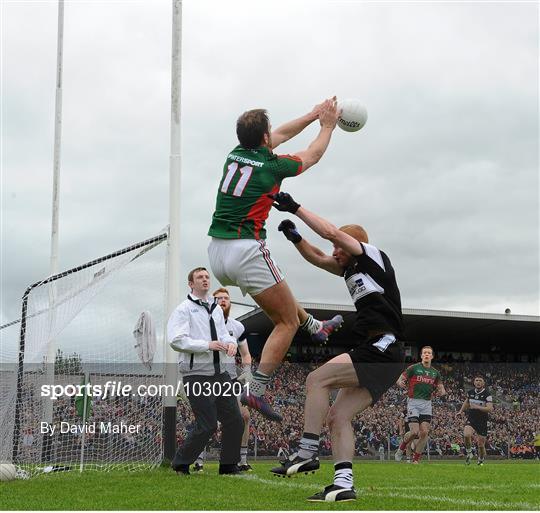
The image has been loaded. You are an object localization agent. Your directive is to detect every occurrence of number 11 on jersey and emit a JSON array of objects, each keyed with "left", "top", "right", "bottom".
[{"left": 221, "top": 162, "right": 253, "bottom": 197}]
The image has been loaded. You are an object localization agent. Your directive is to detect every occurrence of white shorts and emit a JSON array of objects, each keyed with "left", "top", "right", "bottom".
[
  {"left": 406, "top": 398, "right": 433, "bottom": 422},
  {"left": 208, "top": 238, "right": 284, "bottom": 296}
]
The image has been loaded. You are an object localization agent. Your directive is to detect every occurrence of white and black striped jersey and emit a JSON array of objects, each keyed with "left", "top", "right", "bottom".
[
  {"left": 343, "top": 242, "right": 404, "bottom": 341},
  {"left": 466, "top": 388, "right": 493, "bottom": 421},
  {"left": 222, "top": 317, "right": 248, "bottom": 379},
  {"left": 225, "top": 317, "right": 247, "bottom": 346}
]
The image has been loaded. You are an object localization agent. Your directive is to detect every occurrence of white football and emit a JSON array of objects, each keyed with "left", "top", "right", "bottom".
[
  {"left": 337, "top": 98, "right": 368, "bottom": 132},
  {"left": 0, "top": 463, "right": 17, "bottom": 482}
]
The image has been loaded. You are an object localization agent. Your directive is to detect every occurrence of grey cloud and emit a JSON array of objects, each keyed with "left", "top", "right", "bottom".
[{"left": 2, "top": 1, "right": 538, "bottom": 340}]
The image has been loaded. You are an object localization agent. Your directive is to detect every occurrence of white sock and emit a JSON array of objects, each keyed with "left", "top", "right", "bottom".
[{"left": 334, "top": 462, "right": 353, "bottom": 489}]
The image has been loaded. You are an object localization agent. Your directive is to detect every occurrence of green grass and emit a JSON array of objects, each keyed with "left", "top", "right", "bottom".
[{"left": 1, "top": 461, "right": 538, "bottom": 510}]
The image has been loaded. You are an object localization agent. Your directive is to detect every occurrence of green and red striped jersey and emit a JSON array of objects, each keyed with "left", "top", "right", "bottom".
[
  {"left": 208, "top": 145, "right": 303, "bottom": 240},
  {"left": 402, "top": 363, "right": 441, "bottom": 400}
]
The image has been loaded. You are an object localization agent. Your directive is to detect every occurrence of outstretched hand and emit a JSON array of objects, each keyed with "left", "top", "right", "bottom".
[
  {"left": 278, "top": 219, "right": 302, "bottom": 244},
  {"left": 319, "top": 96, "right": 339, "bottom": 129},
  {"left": 268, "top": 192, "right": 301, "bottom": 214},
  {"left": 310, "top": 96, "right": 337, "bottom": 121}
]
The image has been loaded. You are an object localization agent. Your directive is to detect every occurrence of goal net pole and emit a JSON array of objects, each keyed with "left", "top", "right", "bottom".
[
  {"left": 163, "top": 0, "right": 182, "bottom": 461},
  {"left": 79, "top": 370, "right": 90, "bottom": 472},
  {"left": 10, "top": 233, "right": 168, "bottom": 467},
  {"left": 42, "top": 0, "right": 65, "bottom": 462}
]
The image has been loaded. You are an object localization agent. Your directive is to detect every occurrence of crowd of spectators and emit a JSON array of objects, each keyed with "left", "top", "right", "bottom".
[
  {"left": 178, "top": 360, "right": 539, "bottom": 460},
  {"left": 12, "top": 359, "right": 538, "bottom": 465}
]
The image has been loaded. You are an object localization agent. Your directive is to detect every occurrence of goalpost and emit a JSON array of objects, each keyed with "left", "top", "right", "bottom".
[
  {"left": 0, "top": 233, "right": 168, "bottom": 475},
  {"left": 0, "top": 0, "right": 184, "bottom": 473}
]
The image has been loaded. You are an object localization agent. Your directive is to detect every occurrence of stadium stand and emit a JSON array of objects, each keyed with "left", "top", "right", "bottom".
[{"left": 176, "top": 360, "right": 539, "bottom": 460}]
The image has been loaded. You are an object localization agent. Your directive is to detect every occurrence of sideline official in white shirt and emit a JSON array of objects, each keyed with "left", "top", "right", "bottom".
[{"left": 167, "top": 267, "right": 243, "bottom": 475}]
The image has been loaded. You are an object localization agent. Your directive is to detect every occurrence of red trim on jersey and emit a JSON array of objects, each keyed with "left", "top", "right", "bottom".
[
  {"left": 257, "top": 240, "right": 282, "bottom": 283},
  {"left": 244, "top": 184, "right": 280, "bottom": 239},
  {"left": 407, "top": 378, "right": 416, "bottom": 398},
  {"left": 277, "top": 154, "right": 304, "bottom": 175}
]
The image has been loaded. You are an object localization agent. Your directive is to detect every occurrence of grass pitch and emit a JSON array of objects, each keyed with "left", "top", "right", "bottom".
[{"left": 1, "top": 461, "right": 538, "bottom": 510}]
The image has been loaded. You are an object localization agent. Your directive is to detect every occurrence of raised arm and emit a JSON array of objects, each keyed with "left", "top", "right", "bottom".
[
  {"left": 296, "top": 239, "right": 343, "bottom": 275},
  {"left": 270, "top": 192, "right": 364, "bottom": 257},
  {"left": 276, "top": 219, "right": 342, "bottom": 275},
  {"left": 270, "top": 108, "right": 320, "bottom": 150},
  {"left": 292, "top": 98, "right": 339, "bottom": 172},
  {"left": 296, "top": 206, "right": 363, "bottom": 255}
]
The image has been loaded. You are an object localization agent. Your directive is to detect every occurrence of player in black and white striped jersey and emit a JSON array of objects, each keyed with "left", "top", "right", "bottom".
[
  {"left": 456, "top": 376, "right": 493, "bottom": 466},
  {"left": 268, "top": 192, "right": 405, "bottom": 502}
]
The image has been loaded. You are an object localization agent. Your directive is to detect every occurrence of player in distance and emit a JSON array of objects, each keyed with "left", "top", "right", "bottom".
[
  {"left": 208, "top": 99, "right": 343, "bottom": 421},
  {"left": 456, "top": 376, "right": 493, "bottom": 465},
  {"left": 395, "top": 346, "right": 446, "bottom": 464},
  {"left": 268, "top": 192, "right": 404, "bottom": 502}
]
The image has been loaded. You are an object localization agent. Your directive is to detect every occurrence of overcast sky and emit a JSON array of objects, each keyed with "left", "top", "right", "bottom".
[{"left": 2, "top": 1, "right": 539, "bottom": 357}]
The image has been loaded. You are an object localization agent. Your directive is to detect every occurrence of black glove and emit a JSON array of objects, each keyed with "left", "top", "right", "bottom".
[
  {"left": 268, "top": 192, "right": 300, "bottom": 214},
  {"left": 278, "top": 219, "right": 302, "bottom": 244}
]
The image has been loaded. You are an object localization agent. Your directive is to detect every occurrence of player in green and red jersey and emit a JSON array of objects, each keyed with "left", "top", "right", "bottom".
[
  {"left": 395, "top": 346, "right": 445, "bottom": 463},
  {"left": 208, "top": 98, "right": 342, "bottom": 421}
]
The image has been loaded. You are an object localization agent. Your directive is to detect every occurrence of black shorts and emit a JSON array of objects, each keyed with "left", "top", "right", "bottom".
[
  {"left": 348, "top": 336, "right": 405, "bottom": 404},
  {"left": 466, "top": 415, "right": 488, "bottom": 437},
  {"left": 407, "top": 414, "right": 432, "bottom": 424}
]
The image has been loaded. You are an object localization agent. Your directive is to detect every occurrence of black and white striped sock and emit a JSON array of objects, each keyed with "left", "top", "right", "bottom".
[
  {"left": 300, "top": 314, "right": 322, "bottom": 335},
  {"left": 195, "top": 449, "right": 205, "bottom": 465},
  {"left": 334, "top": 461, "right": 353, "bottom": 489},
  {"left": 297, "top": 432, "right": 319, "bottom": 459},
  {"left": 240, "top": 446, "right": 248, "bottom": 465}
]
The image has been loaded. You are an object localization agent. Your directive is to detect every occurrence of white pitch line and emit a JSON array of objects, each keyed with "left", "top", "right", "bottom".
[
  {"left": 237, "top": 474, "right": 540, "bottom": 510},
  {"left": 373, "top": 483, "right": 539, "bottom": 491},
  {"left": 370, "top": 490, "right": 539, "bottom": 511},
  {"left": 236, "top": 474, "right": 318, "bottom": 491}
]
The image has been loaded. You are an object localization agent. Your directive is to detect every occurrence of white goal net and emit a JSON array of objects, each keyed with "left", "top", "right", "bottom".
[{"left": 0, "top": 233, "right": 168, "bottom": 475}]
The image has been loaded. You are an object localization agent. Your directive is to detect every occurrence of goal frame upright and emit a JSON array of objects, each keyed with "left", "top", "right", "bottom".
[{"left": 162, "top": 0, "right": 183, "bottom": 462}]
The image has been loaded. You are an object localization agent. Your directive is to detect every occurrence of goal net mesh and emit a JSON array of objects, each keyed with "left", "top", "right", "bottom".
[{"left": 0, "top": 233, "right": 168, "bottom": 475}]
